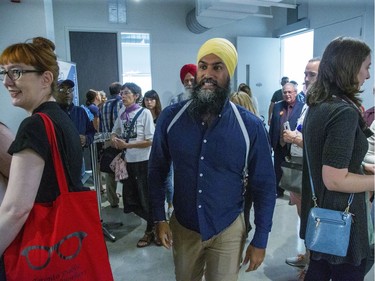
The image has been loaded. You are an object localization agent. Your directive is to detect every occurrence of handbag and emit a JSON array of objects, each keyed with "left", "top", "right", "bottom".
[
  {"left": 4, "top": 113, "right": 114, "bottom": 281},
  {"left": 99, "top": 108, "right": 144, "bottom": 174},
  {"left": 100, "top": 146, "right": 122, "bottom": 173},
  {"left": 305, "top": 204, "right": 353, "bottom": 257},
  {"left": 304, "top": 134, "right": 354, "bottom": 257},
  {"left": 279, "top": 156, "right": 303, "bottom": 193}
]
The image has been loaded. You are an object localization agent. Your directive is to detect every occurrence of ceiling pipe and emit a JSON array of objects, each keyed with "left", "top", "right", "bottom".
[
  {"left": 185, "top": 0, "right": 279, "bottom": 34},
  {"left": 186, "top": 7, "right": 260, "bottom": 34},
  {"left": 186, "top": 8, "right": 211, "bottom": 34}
]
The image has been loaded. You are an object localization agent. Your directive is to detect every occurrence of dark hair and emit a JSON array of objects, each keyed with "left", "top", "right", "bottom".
[
  {"left": 122, "top": 82, "right": 143, "bottom": 103},
  {"left": 109, "top": 82, "right": 122, "bottom": 97},
  {"left": 307, "top": 37, "right": 371, "bottom": 108},
  {"left": 142, "top": 90, "right": 162, "bottom": 117},
  {"left": 122, "top": 82, "right": 141, "bottom": 95},
  {"left": 0, "top": 37, "right": 59, "bottom": 97},
  {"left": 86, "top": 89, "right": 98, "bottom": 106}
]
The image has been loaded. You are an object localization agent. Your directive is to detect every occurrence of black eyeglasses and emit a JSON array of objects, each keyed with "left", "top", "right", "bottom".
[{"left": 0, "top": 68, "right": 43, "bottom": 81}]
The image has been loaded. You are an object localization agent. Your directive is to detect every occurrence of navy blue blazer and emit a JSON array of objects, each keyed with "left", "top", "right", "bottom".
[{"left": 269, "top": 99, "right": 304, "bottom": 150}]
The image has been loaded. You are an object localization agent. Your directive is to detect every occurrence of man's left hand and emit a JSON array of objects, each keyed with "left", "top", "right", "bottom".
[{"left": 242, "top": 244, "right": 265, "bottom": 272}]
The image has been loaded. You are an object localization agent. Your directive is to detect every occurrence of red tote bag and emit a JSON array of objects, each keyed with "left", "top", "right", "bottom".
[{"left": 4, "top": 113, "right": 114, "bottom": 281}]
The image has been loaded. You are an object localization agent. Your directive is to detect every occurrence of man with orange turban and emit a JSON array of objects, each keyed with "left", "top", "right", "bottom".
[
  {"left": 169, "top": 63, "right": 197, "bottom": 105},
  {"left": 149, "top": 38, "right": 276, "bottom": 281}
]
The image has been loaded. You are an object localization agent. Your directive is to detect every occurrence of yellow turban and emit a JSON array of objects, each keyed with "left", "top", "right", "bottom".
[{"left": 196, "top": 38, "right": 238, "bottom": 78}]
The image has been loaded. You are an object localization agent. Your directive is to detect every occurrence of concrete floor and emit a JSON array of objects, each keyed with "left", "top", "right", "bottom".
[{"left": 98, "top": 189, "right": 375, "bottom": 281}]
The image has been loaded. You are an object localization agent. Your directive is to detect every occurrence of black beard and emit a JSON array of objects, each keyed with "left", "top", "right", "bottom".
[{"left": 188, "top": 77, "right": 231, "bottom": 120}]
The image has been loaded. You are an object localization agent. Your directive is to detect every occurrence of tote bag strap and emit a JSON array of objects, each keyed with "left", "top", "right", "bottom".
[
  {"left": 36, "top": 112, "right": 69, "bottom": 194},
  {"left": 303, "top": 109, "right": 354, "bottom": 211}
]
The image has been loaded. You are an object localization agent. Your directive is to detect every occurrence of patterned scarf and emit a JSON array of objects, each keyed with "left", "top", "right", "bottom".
[{"left": 120, "top": 103, "right": 141, "bottom": 122}]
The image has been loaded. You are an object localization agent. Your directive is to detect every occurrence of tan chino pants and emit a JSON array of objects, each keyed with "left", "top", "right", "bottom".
[{"left": 170, "top": 213, "right": 246, "bottom": 281}]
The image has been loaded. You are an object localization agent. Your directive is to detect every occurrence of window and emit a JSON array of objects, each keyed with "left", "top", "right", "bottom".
[{"left": 120, "top": 32, "right": 152, "bottom": 92}]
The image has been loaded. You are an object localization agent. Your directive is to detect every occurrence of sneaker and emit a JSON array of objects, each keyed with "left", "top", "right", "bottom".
[{"left": 285, "top": 254, "right": 307, "bottom": 268}]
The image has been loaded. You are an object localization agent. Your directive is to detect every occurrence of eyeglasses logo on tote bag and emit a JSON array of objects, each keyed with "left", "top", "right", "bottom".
[{"left": 21, "top": 231, "right": 87, "bottom": 270}]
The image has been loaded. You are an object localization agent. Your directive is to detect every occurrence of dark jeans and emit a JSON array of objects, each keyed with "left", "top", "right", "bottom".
[
  {"left": 305, "top": 258, "right": 367, "bottom": 281},
  {"left": 365, "top": 244, "right": 374, "bottom": 275},
  {"left": 273, "top": 144, "right": 288, "bottom": 195}
]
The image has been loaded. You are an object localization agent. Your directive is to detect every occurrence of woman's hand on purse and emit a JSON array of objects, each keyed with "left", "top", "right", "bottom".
[
  {"left": 112, "top": 138, "right": 128, "bottom": 150},
  {"left": 111, "top": 137, "right": 120, "bottom": 149}
]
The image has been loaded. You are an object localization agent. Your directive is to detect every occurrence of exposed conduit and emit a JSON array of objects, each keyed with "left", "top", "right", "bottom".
[{"left": 186, "top": 8, "right": 211, "bottom": 34}]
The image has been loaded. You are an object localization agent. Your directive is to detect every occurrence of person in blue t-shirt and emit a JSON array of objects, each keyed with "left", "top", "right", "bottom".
[{"left": 85, "top": 89, "right": 102, "bottom": 132}]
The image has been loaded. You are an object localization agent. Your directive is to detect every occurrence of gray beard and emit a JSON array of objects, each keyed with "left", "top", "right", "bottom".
[{"left": 180, "top": 89, "right": 192, "bottom": 100}]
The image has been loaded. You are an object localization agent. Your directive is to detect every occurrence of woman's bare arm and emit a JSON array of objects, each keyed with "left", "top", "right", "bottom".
[
  {"left": 0, "top": 149, "right": 44, "bottom": 255},
  {"left": 322, "top": 165, "right": 374, "bottom": 193},
  {"left": 0, "top": 123, "right": 14, "bottom": 178}
]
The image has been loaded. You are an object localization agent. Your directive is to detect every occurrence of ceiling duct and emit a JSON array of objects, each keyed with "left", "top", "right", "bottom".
[
  {"left": 186, "top": 8, "right": 211, "bottom": 34},
  {"left": 186, "top": 0, "right": 297, "bottom": 34},
  {"left": 273, "top": 2, "right": 310, "bottom": 37},
  {"left": 273, "top": 18, "right": 310, "bottom": 37}
]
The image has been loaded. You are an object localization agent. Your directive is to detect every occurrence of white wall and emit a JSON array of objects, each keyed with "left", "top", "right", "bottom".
[
  {"left": 51, "top": 0, "right": 274, "bottom": 106},
  {"left": 308, "top": 0, "right": 374, "bottom": 110},
  {"left": 0, "top": 0, "right": 373, "bottom": 133},
  {"left": 0, "top": 1, "right": 50, "bottom": 134}
]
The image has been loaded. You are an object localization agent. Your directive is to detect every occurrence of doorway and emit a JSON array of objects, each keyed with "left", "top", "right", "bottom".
[
  {"left": 69, "top": 31, "right": 119, "bottom": 104},
  {"left": 281, "top": 30, "right": 314, "bottom": 93}
]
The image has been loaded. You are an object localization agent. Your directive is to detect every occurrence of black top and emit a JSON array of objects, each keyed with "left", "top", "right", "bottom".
[{"left": 8, "top": 102, "right": 86, "bottom": 203}]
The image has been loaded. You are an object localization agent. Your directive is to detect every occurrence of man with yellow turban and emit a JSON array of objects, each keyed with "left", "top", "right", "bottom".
[{"left": 149, "top": 38, "right": 276, "bottom": 281}]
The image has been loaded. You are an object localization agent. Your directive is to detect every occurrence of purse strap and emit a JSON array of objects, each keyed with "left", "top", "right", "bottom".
[
  {"left": 125, "top": 107, "right": 144, "bottom": 143},
  {"left": 303, "top": 109, "right": 354, "bottom": 213},
  {"left": 36, "top": 112, "right": 69, "bottom": 195}
]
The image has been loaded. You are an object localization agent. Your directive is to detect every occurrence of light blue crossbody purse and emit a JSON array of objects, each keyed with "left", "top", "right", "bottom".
[{"left": 304, "top": 137, "right": 354, "bottom": 257}]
